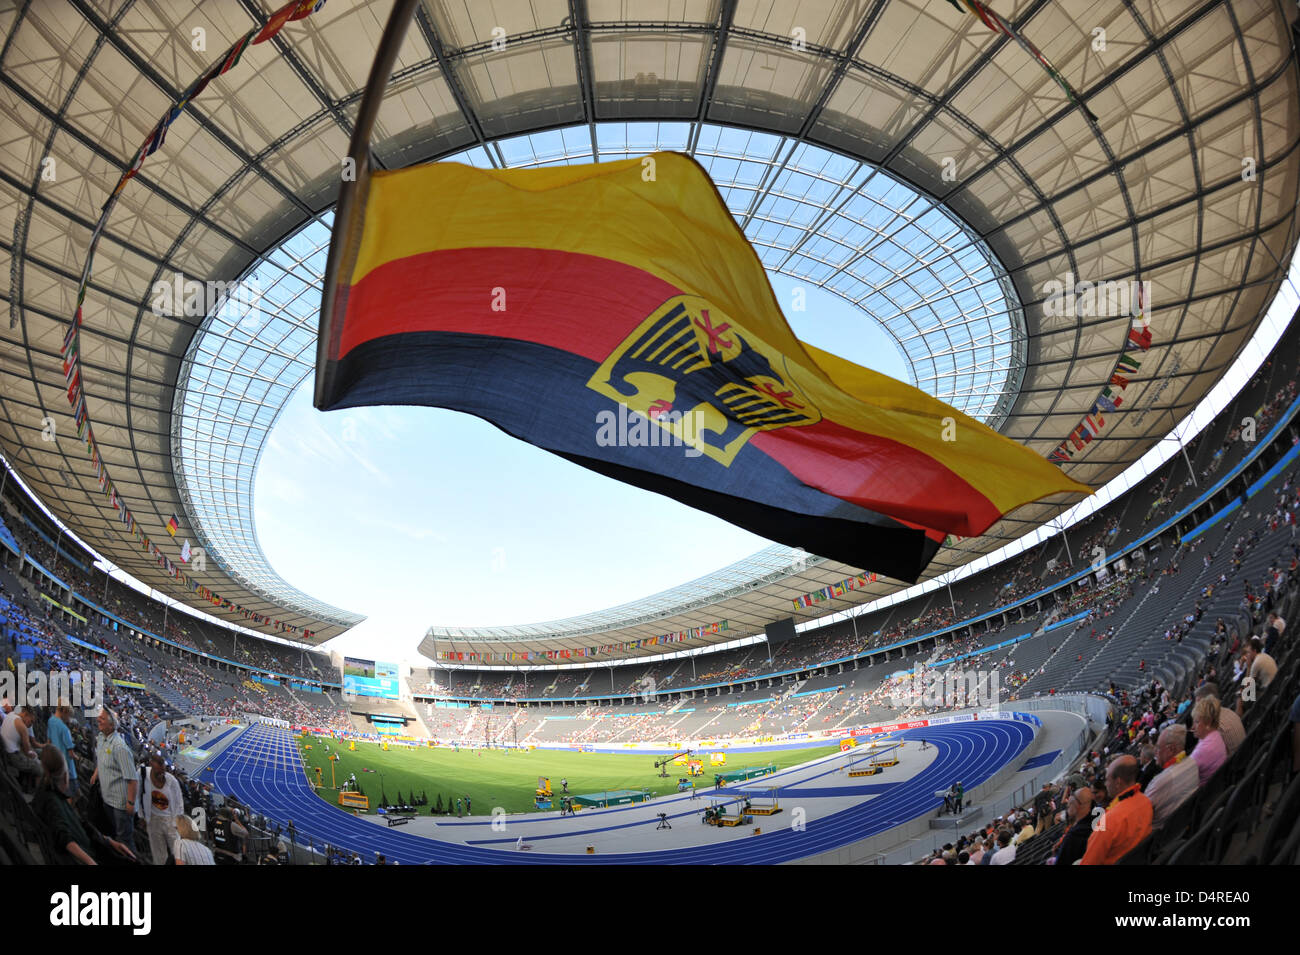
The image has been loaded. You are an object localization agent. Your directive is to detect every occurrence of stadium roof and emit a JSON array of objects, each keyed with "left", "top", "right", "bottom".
[
  {"left": 1, "top": 0, "right": 1297, "bottom": 653},
  {"left": 423, "top": 543, "right": 831, "bottom": 655}
]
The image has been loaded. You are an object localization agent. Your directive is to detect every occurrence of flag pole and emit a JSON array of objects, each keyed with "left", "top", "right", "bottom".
[{"left": 314, "top": 0, "right": 419, "bottom": 410}]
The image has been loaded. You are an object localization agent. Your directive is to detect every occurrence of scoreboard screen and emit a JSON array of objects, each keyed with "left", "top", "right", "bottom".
[
  {"left": 343, "top": 658, "right": 401, "bottom": 699},
  {"left": 343, "top": 657, "right": 376, "bottom": 678}
]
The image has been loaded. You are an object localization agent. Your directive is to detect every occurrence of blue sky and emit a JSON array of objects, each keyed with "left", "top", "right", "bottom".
[{"left": 254, "top": 274, "right": 909, "bottom": 663}]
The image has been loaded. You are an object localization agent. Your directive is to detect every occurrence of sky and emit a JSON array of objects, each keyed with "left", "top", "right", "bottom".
[{"left": 253, "top": 275, "right": 910, "bottom": 663}]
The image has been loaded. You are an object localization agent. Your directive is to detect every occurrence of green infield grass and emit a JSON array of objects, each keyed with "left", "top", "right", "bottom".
[{"left": 296, "top": 737, "right": 839, "bottom": 815}]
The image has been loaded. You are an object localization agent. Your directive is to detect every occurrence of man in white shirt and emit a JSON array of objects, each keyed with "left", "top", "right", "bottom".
[
  {"left": 1144, "top": 725, "right": 1199, "bottom": 829},
  {"left": 138, "top": 753, "right": 184, "bottom": 865},
  {"left": 989, "top": 828, "right": 1017, "bottom": 864},
  {"left": 1238, "top": 638, "right": 1278, "bottom": 717}
]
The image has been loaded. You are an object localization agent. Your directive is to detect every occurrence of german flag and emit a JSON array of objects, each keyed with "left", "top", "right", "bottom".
[{"left": 315, "top": 153, "right": 1089, "bottom": 582}]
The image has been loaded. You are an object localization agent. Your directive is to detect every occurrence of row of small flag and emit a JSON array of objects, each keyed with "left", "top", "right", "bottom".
[
  {"left": 949, "top": 0, "right": 1117, "bottom": 468},
  {"left": 62, "top": 325, "right": 314, "bottom": 639},
  {"left": 945, "top": 0, "right": 1098, "bottom": 123},
  {"left": 57, "top": 0, "right": 328, "bottom": 641},
  {"left": 109, "top": 1, "right": 326, "bottom": 204},
  {"left": 792, "top": 572, "right": 880, "bottom": 611},
  {"left": 1048, "top": 292, "right": 1154, "bottom": 464},
  {"left": 437, "top": 620, "right": 731, "bottom": 662}
]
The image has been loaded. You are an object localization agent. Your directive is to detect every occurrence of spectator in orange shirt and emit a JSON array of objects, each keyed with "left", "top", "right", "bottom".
[{"left": 1080, "top": 755, "right": 1152, "bottom": 865}]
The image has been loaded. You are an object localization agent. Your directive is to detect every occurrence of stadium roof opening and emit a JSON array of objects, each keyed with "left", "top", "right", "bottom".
[{"left": 177, "top": 123, "right": 1024, "bottom": 629}]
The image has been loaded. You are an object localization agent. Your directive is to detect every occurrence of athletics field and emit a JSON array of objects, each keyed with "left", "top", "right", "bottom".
[{"left": 297, "top": 737, "right": 840, "bottom": 815}]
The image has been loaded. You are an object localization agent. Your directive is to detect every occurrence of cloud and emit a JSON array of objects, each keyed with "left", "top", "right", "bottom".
[
  {"left": 360, "top": 516, "right": 448, "bottom": 545},
  {"left": 280, "top": 412, "right": 391, "bottom": 487},
  {"left": 258, "top": 472, "right": 305, "bottom": 504}
]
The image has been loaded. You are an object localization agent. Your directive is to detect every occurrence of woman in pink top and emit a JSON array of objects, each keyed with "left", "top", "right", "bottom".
[{"left": 1190, "top": 696, "right": 1227, "bottom": 785}]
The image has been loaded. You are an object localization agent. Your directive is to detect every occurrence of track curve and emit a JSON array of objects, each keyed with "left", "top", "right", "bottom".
[{"left": 206, "top": 719, "right": 1034, "bottom": 864}]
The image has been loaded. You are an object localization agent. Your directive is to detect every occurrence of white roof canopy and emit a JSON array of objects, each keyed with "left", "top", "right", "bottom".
[{"left": 1, "top": 0, "right": 1296, "bottom": 652}]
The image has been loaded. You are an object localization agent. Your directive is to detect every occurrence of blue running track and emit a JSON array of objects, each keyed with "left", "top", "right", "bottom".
[{"left": 205, "top": 720, "right": 1033, "bottom": 864}]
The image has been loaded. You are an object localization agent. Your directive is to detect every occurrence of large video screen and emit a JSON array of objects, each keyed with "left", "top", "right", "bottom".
[
  {"left": 343, "top": 658, "right": 400, "bottom": 699},
  {"left": 343, "top": 656, "right": 376, "bottom": 678}
]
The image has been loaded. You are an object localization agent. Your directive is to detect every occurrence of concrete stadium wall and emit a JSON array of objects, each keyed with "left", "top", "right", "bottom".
[{"left": 173, "top": 720, "right": 251, "bottom": 778}]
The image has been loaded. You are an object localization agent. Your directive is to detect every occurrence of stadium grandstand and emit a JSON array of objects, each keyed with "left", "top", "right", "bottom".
[{"left": 0, "top": 0, "right": 1298, "bottom": 915}]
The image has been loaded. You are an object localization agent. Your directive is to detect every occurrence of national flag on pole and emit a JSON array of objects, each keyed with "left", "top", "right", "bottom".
[
  {"left": 166, "top": 515, "right": 179, "bottom": 537},
  {"left": 181, "top": 539, "right": 192, "bottom": 563},
  {"left": 314, "top": 153, "right": 1089, "bottom": 582}
]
